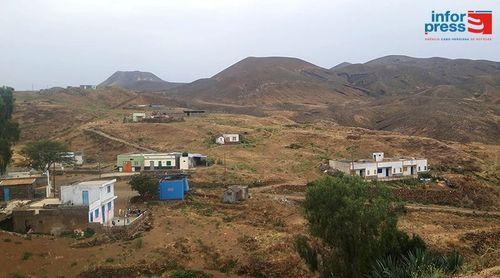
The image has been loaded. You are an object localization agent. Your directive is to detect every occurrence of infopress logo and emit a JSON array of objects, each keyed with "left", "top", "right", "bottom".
[
  {"left": 468, "top": 11, "right": 493, "bottom": 34},
  {"left": 424, "top": 10, "right": 492, "bottom": 40}
]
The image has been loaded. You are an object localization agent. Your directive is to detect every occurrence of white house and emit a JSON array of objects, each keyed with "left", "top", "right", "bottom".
[
  {"left": 143, "top": 153, "right": 177, "bottom": 170},
  {"left": 60, "top": 179, "right": 117, "bottom": 224},
  {"left": 329, "top": 152, "right": 428, "bottom": 180},
  {"left": 132, "top": 112, "right": 146, "bottom": 122},
  {"left": 215, "top": 133, "right": 240, "bottom": 145}
]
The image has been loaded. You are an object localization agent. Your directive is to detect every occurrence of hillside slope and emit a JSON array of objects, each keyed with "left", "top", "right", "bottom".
[
  {"left": 329, "top": 55, "right": 500, "bottom": 143},
  {"left": 167, "top": 56, "right": 371, "bottom": 115}
]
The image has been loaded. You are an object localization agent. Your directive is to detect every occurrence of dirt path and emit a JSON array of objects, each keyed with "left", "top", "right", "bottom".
[
  {"left": 405, "top": 204, "right": 500, "bottom": 217},
  {"left": 83, "top": 128, "right": 158, "bottom": 152},
  {"left": 255, "top": 185, "right": 500, "bottom": 218}
]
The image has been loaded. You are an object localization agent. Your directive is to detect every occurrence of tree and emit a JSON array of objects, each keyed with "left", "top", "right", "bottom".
[
  {"left": 302, "top": 176, "right": 423, "bottom": 277},
  {"left": 0, "top": 86, "right": 20, "bottom": 174},
  {"left": 21, "top": 140, "right": 72, "bottom": 172},
  {"left": 129, "top": 174, "right": 158, "bottom": 198}
]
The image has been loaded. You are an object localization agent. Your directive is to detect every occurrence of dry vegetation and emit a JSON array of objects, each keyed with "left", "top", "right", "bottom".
[{"left": 1, "top": 90, "right": 498, "bottom": 277}]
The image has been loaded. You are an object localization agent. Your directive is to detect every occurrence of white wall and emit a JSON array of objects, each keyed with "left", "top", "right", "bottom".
[{"left": 60, "top": 180, "right": 117, "bottom": 224}]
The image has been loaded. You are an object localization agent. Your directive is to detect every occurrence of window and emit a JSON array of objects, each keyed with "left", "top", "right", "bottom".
[
  {"left": 418, "top": 166, "right": 421, "bottom": 171},
  {"left": 95, "top": 209, "right": 99, "bottom": 218},
  {"left": 166, "top": 161, "right": 171, "bottom": 166},
  {"left": 424, "top": 166, "right": 427, "bottom": 170},
  {"left": 232, "top": 136, "right": 237, "bottom": 141},
  {"left": 367, "top": 170, "right": 370, "bottom": 175},
  {"left": 82, "top": 190, "right": 89, "bottom": 205},
  {"left": 377, "top": 168, "right": 383, "bottom": 174},
  {"left": 107, "top": 185, "right": 111, "bottom": 193},
  {"left": 393, "top": 168, "right": 396, "bottom": 173},
  {"left": 107, "top": 202, "right": 112, "bottom": 210}
]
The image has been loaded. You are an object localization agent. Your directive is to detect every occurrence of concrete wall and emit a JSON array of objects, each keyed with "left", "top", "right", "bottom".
[
  {"left": 12, "top": 206, "right": 91, "bottom": 234},
  {"left": 329, "top": 161, "right": 351, "bottom": 174}
]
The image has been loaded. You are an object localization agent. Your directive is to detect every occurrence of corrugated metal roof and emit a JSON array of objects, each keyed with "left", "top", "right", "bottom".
[{"left": 0, "top": 178, "right": 36, "bottom": 186}]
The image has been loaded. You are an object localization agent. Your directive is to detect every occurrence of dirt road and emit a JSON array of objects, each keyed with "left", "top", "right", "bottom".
[{"left": 83, "top": 128, "right": 158, "bottom": 152}]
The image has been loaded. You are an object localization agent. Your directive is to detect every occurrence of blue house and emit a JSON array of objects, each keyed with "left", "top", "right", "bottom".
[{"left": 158, "top": 175, "right": 189, "bottom": 200}]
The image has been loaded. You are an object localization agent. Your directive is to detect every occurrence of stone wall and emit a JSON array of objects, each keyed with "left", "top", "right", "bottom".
[
  {"left": 0, "top": 184, "right": 34, "bottom": 201},
  {"left": 12, "top": 206, "right": 92, "bottom": 234}
]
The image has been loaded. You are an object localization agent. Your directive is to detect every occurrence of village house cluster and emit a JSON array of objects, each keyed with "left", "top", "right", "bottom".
[{"left": 1, "top": 148, "right": 428, "bottom": 236}]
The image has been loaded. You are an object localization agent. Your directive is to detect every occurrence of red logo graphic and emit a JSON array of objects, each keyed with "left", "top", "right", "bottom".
[{"left": 468, "top": 11, "right": 492, "bottom": 34}]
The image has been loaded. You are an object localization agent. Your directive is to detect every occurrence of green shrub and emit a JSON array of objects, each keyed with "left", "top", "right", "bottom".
[
  {"left": 286, "top": 143, "right": 303, "bottom": 149},
  {"left": 21, "top": 252, "right": 32, "bottom": 260},
  {"left": 129, "top": 174, "right": 158, "bottom": 198},
  {"left": 302, "top": 176, "right": 464, "bottom": 277},
  {"left": 370, "top": 248, "right": 463, "bottom": 277},
  {"left": 169, "top": 269, "right": 212, "bottom": 278},
  {"left": 294, "top": 235, "right": 318, "bottom": 272}
]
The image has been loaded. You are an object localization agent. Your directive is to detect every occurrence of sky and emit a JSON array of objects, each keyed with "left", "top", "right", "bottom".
[{"left": 0, "top": 0, "right": 498, "bottom": 90}]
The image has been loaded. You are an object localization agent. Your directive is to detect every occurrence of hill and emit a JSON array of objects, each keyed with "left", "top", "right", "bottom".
[
  {"left": 167, "top": 56, "right": 370, "bottom": 114},
  {"left": 98, "top": 71, "right": 182, "bottom": 92},
  {"left": 329, "top": 55, "right": 500, "bottom": 143},
  {"left": 331, "top": 55, "right": 500, "bottom": 97},
  {"left": 164, "top": 55, "right": 499, "bottom": 143}
]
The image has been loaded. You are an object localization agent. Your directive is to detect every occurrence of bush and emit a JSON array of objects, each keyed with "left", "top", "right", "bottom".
[
  {"left": 301, "top": 176, "right": 463, "bottom": 277},
  {"left": 21, "top": 252, "right": 33, "bottom": 260},
  {"left": 370, "top": 249, "right": 463, "bottom": 277},
  {"left": 129, "top": 174, "right": 158, "bottom": 198},
  {"left": 294, "top": 235, "right": 318, "bottom": 272},
  {"left": 303, "top": 176, "right": 398, "bottom": 276},
  {"left": 169, "top": 269, "right": 212, "bottom": 278}
]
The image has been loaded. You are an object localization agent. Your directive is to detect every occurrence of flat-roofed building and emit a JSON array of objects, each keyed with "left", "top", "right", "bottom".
[{"left": 329, "top": 152, "right": 428, "bottom": 181}]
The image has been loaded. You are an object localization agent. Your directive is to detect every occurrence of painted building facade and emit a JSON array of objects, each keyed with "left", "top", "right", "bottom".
[
  {"left": 117, "top": 152, "right": 207, "bottom": 172},
  {"left": 329, "top": 152, "right": 428, "bottom": 180},
  {"left": 60, "top": 179, "right": 117, "bottom": 224}
]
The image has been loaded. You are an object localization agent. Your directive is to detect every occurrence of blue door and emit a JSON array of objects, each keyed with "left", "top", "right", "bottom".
[
  {"left": 82, "top": 191, "right": 89, "bottom": 205},
  {"left": 3, "top": 188, "right": 10, "bottom": 201},
  {"left": 102, "top": 205, "right": 106, "bottom": 223}
]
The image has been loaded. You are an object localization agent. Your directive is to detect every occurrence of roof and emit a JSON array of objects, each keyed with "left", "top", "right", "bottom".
[
  {"left": 70, "top": 179, "right": 116, "bottom": 188},
  {"left": 188, "top": 153, "right": 207, "bottom": 158},
  {"left": 226, "top": 185, "right": 247, "bottom": 192},
  {"left": 0, "top": 178, "right": 36, "bottom": 186},
  {"left": 160, "top": 173, "right": 188, "bottom": 182},
  {"left": 334, "top": 157, "right": 426, "bottom": 164},
  {"left": 29, "top": 198, "right": 61, "bottom": 208}
]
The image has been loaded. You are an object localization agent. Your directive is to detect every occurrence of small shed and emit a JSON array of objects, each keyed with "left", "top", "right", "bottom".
[
  {"left": 159, "top": 174, "right": 189, "bottom": 200},
  {"left": 0, "top": 178, "right": 37, "bottom": 201},
  {"left": 132, "top": 113, "right": 146, "bottom": 122},
  {"left": 223, "top": 185, "right": 249, "bottom": 204}
]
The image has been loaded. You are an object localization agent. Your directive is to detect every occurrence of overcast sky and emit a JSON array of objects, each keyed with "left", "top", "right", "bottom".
[{"left": 1, "top": 0, "right": 498, "bottom": 90}]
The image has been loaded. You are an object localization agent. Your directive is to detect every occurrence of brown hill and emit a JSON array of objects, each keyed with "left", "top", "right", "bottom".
[
  {"left": 167, "top": 57, "right": 370, "bottom": 113},
  {"left": 331, "top": 55, "right": 500, "bottom": 97},
  {"left": 329, "top": 55, "right": 500, "bottom": 143},
  {"left": 98, "top": 71, "right": 182, "bottom": 92},
  {"left": 165, "top": 55, "right": 499, "bottom": 143}
]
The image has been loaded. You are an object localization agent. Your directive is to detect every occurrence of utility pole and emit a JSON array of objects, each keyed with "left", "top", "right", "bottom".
[
  {"left": 223, "top": 152, "right": 227, "bottom": 186},
  {"left": 98, "top": 153, "right": 102, "bottom": 179},
  {"left": 52, "top": 162, "right": 56, "bottom": 197}
]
